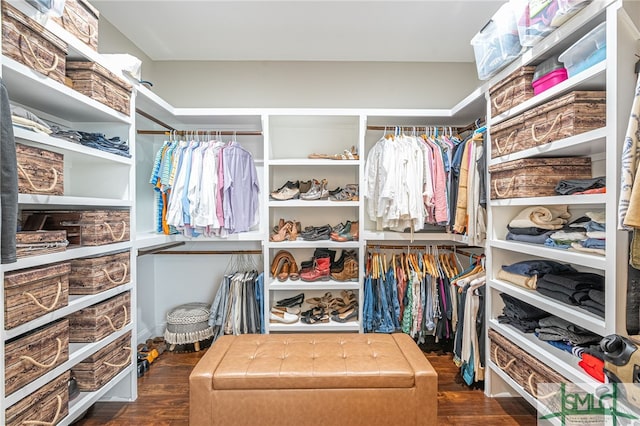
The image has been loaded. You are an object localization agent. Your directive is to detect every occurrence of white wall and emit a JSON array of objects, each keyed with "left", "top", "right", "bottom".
[
  {"left": 98, "top": 17, "right": 156, "bottom": 83},
  {"left": 148, "top": 60, "right": 480, "bottom": 108},
  {"left": 99, "top": 17, "right": 480, "bottom": 109}
]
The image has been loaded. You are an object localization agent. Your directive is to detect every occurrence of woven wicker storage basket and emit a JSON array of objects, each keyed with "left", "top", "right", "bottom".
[
  {"left": 72, "top": 331, "right": 131, "bottom": 391},
  {"left": 66, "top": 61, "right": 132, "bottom": 115},
  {"left": 1, "top": 1, "right": 67, "bottom": 84},
  {"left": 5, "top": 319, "right": 69, "bottom": 396},
  {"left": 489, "top": 329, "right": 569, "bottom": 400},
  {"left": 4, "top": 262, "right": 70, "bottom": 329},
  {"left": 5, "top": 371, "right": 69, "bottom": 426},
  {"left": 490, "top": 113, "right": 527, "bottom": 159},
  {"left": 15, "top": 230, "right": 68, "bottom": 258},
  {"left": 489, "top": 157, "right": 592, "bottom": 199},
  {"left": 523, "top": 91, "right": 606, "bottom": 146},
  {"left": 69, "top": 250, "right": 130, "bottom": 295},
  {"left": 27, "top": 209, "right": 130, "bottom": 246},
  {"left": 52, "top": 0, "right": 99, "bottom": 51},
  {"left": 16, "top": 143, "right": 64, "bottom": 196},
  {"left": 489, "top": 66, "right": 536, "bottom": 117},
  {"left": 68, "top": 291, "right": 130, "bottom": 342}
]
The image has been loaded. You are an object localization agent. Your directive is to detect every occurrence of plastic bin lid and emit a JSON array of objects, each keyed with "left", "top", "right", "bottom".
[
  {"left": 533, "top": 56, "right": 565, "bottom": 81},
  {"left": 559, "top": 21, "right": 606, "bottom": 65}
]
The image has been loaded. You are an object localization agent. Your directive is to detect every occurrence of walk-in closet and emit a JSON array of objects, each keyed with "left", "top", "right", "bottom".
[{"left": 1, "top": 0, "right": 640, "bottom": 425}]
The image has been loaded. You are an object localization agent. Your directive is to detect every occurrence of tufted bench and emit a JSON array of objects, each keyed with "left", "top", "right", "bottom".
[{"left": 189, "top": 333, "right": 437, "bottom": 426}]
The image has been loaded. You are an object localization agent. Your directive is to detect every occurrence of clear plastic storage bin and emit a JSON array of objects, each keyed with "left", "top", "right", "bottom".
[
  {"left": 510, "top": 0, "right": 592, "bottom": 47},
  {"left": 471, "top": 3, "right": 523, "bottom": 81},
  {"left": 558, "top": 21, "right": 606, "bottom": 77}
]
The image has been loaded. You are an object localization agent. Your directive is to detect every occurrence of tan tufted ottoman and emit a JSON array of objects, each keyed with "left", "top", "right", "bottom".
[{"left": 189, "top": 333, "right": 437, "bottom": 426}]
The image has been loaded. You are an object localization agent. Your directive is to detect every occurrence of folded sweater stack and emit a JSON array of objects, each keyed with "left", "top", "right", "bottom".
[
  {"left": 497, "top": 293, "right": 550, "bottom": 333},
  {"left": 536, "top": 272, "right": 605, "bottom": 317},
  {"left": 568, "top": 211, "right": 606, "bottom": 256},
  {"left": 498, "top": 259, "right": 577, "bottom": 290},
  {"left": 507, "top": 205, "right": 571, "bottom": 245}
]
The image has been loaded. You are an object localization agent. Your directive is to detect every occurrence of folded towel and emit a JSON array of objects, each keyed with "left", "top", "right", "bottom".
[
  {"left": 549, "top": 230, "right": 587, "bottom": 241},
  {"left": 570, "top": 242, "right": 606, "bottom": 256},
  {"left": 509, "top": 205, "right": 571, "bottom": 230},
  {"left": 586, "top": 211, "right": 606, "bottom": 224},
  {"left": 497, "top": 268, "right": 537, "bottom": 289}
]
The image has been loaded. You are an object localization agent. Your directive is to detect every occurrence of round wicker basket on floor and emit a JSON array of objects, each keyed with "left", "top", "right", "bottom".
[{"left": 164, "top": 303, "right": 214, "bottom": 352}]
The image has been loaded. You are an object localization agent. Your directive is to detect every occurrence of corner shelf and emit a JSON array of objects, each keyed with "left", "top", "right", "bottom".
[{"left": 489, "top": 239, "right": 606, "bottom": 270}]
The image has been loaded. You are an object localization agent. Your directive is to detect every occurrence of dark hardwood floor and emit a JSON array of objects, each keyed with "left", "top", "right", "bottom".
[{"left": 74, "top": 348, "right": 537, "bottom": 425}]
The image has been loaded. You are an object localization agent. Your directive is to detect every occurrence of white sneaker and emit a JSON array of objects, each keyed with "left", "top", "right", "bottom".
[{"left": 270, "top": 308, "right": 299, "bottom": 324}]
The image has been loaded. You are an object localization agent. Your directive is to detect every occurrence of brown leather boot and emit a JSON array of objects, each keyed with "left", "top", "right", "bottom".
[{"left": 330, "top": 257, "right": 358, "bottom": 281}]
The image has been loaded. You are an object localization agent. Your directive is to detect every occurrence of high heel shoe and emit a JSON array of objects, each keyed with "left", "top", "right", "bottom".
[
  {"left": 288, "top": 220, "right": 299, "bottom": 241},
  {"left": 270, "top": 222, "right": 292, "bottom": 242}
]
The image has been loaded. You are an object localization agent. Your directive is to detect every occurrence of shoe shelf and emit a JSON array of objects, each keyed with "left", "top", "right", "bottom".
[
  {"left": 268, "top": 279, "right": 360, "bottom": 291},
  {"left": 267, "top": 240, "right": 361, "bottom": 249},
  {"left": 1, "top": 242, "right": 133, "bottom": 273},
  {"left": 490, "top": 279, "right": 606, "bottom": 337},
  {"left": 268, "top": 200, "right": 359, "bottom": 207},
  {"left": 3, "top": 283, "right": 134, "bottom": 341},
  {"left": 269, "top": 159, "right": 359, "bottom": 166},
  {"left": 489, "top": 240, "right": 606, "bottom": 271},
  {"left": 3, "top": 323, "right": 134, "bottom": 409},
  {"left": 269, "top": 319, "right": 360, "bottom": 332}
]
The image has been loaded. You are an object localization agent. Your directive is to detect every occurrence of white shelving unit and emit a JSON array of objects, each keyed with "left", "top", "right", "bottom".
[
  {"left": 0, "top": 2, "right": 137, "bottom": 422},
  {"left": 484, "top": 0, "right": 640, "bottom": 410}
]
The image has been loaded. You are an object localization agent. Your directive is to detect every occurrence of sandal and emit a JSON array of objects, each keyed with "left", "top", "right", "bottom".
[{"left": 331, "top": 146, "right": 359, "bottom": 160}]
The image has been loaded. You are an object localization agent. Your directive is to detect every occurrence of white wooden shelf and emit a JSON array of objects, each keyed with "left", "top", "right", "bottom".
[
  {"left": 269, "top": 319, "right": 359, "bottom": 332},
  {"left": 489, "top": 321, "right": 599, "bottom": 393},
  {"left": 134, "top": 232, "right": 175, "bottom": 250},
  {"left": 486, "top": 361, "right": 538, "bottom": 405},
  {"left": 489, "top": 239, "right": 606, "bottom": 270},
  {"left": 3, "top": 283, "right": 133, "bottom": 341},
  {"left": 62, "top": 366, "right": 134, "bottom": 426},
  {"left": 18, "top": 194, "right": 133, "bottom": 208},
  {"left": 4, "top": 324, "right": 134, "bottom": 408},
  {"left": 267, "top": 240, "right": 360, "bottom": 249},
  {"left": 490, "top": 193, "right": 606, "bottom": 207},
  {"left": 173, "top": 231, "right": 264, "bottom": 242},
  {"left": 269, "top": 200, "right": 359, "bottom": 207},
  {"left": 489, "top": 61, "right": 607, "bottom": 127},
  {"left": 2, "top": 242, "right": 132, "bottom": 273},
  {"left": 269, "top": 159, "right": 360, "bottom": 166},
  {"left": 268, "top": 278, "right": 360, "bottom": 290},
  {"left": 488, "top": 127, "right": 607, "bottom": 165},
  {"left": 490, "top": 279, "right": 606, "bottom": 336},
  {"left": 2, "top": 57, "right": 131, "bottom": 124},
  {"left": 14, "top": 127, "right": 133, "bottom": 165}
]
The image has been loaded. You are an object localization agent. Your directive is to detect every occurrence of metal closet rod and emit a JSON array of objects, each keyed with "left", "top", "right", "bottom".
[
  {"left": 365, "top": 244, "right": 483, "bottom": 259},
  {"left": 153, "top": 249, "right": 263, "bottom": 255},
  {"left": 137, "top": 130, "right": 263, "bottom": 136}
]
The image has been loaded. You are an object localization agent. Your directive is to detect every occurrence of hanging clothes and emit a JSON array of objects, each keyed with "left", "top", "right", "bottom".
[
  {"left": 0, "top": 78, "right": 18, "bottom": 264},
  {"left": 209, "top": 268, "right": 264, "bottom": 341},
  {"left": 364, "top": 129, "right": 485, "bottom": 245},
  {"left": 150, "top": 136, "right": 260, "bottom": 237}
]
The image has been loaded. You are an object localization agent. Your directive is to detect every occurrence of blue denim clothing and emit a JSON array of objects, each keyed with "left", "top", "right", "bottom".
[
  {"left": 255, "top": 273, "right": 264, "bottom": 334},
  {"left": 544, "top": 238, "right": 571, "bottom": 249},
  {"left": 582, "top": 238, "right": 606, "bottom": 249},
  {"left": 502, "top": 260, "right": 577, "bottom": 277},
  {"left": 584, "top": 221, "right": 606, "bottom": 232},
  {"left": 386, "top": 267, "right": 400, "bottom": 330},
  {"left": 77, "top": 131, "right": 131, "bottom": 157},
  {"left": 363, "top": 275, "right": 374, "bottom": 333}
]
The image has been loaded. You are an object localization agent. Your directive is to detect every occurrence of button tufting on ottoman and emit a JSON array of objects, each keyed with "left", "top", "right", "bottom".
[{"left": 190, "top": 333, "right": 437, "bottom": 426}]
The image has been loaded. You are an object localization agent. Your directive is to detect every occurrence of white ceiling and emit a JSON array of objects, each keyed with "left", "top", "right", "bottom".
[{"left": 93, "top": 0, "right": 504, "bottom": 62}]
